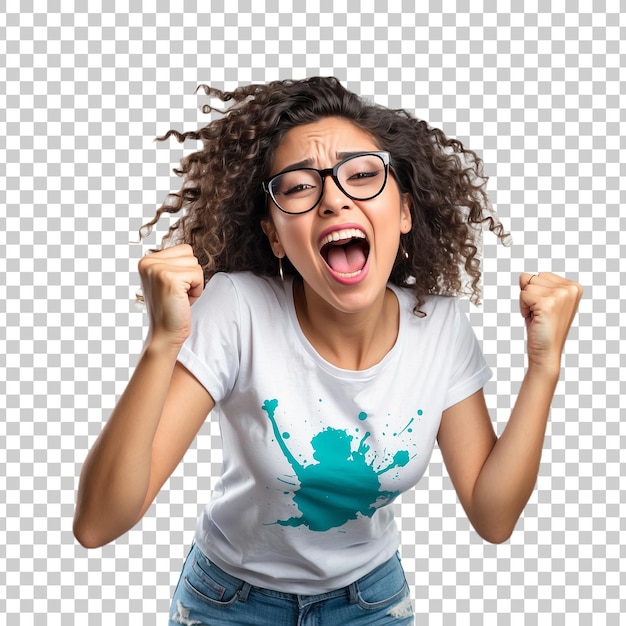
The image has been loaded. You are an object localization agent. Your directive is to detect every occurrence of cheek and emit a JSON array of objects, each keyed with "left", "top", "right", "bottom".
[{"left": 274, "top": 217, "right": 314, "bottom": 257}]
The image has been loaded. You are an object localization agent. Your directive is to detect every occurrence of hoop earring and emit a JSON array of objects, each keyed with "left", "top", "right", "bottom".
[{"left": 278, "top": 256, "right": 285, "bottom": 282}]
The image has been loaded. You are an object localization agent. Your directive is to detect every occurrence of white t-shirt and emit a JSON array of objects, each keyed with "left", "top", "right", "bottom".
[{"left": 177, "top": 272, "right": 491, "bottom": 594}]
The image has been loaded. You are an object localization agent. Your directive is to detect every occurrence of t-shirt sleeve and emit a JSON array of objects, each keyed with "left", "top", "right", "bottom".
[
  {"left": 443, "top": 301, "right": 492, "bottom": 410},
  {"left": 177, "top": 273, "right": 241, "bottom": 403}
]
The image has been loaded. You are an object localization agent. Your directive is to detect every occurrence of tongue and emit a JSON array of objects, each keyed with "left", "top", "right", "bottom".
[{"left": 326, "top": 242, "right": 367, "bottom": 274}]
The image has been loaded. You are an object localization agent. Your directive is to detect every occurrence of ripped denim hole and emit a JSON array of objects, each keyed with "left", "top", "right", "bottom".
[
  {"left": 171, "top": 599, "right": 202, "bottom": 625},
  {"left": 387, "top": 593, "right": 415, "bottom": 620}
]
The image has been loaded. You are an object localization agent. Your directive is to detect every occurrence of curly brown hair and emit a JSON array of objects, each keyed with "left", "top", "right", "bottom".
[{"left": 140, "top": 76, "right": 509, "bottom": 311}]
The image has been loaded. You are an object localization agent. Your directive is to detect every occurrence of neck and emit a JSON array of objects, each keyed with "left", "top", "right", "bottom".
[{"left": 293, "top": 279, "right": 399, "bottom": 371}]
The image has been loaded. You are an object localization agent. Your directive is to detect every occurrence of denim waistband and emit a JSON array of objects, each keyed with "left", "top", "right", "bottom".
[{"left": 194, "top": 545, "right": 402, "bottom": 607}]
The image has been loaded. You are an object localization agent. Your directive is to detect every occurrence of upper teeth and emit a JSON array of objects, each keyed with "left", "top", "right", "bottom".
[{"left": 320, "top": 228, "right": 366, "bottom": 247}]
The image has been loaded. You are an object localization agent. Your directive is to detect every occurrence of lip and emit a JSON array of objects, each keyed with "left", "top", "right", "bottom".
[{"left": 317, "top": 222, "right": 371, "bottom": 285}]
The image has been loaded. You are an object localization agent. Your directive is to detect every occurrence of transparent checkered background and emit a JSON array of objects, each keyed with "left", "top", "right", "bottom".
[{"left": 1, "top": 1, "right": 624, "bottom": 624}]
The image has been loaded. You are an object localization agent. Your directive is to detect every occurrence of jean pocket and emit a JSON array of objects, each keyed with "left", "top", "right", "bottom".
[
  {"left": 355, "top": 560, "right": 410, "bottom": 611},
  {"left": 183, "top": 553, "right": 246, "bottom": 607}
]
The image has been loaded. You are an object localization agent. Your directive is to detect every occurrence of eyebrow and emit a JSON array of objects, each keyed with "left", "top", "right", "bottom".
[{"left": 272, "top": 151, "right": 373, "bottom": 176}]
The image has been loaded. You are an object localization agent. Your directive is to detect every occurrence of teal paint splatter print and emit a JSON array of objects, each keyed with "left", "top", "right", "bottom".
[{"left": 262, "top": 399, "right": 411, "bottom": 532}]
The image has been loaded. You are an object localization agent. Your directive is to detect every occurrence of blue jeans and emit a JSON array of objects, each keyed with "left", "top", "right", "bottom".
[{"left": 169, "top": 543, "right": 414, "bottom": 625}]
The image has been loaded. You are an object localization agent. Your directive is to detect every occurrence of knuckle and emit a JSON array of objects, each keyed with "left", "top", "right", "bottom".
[
  {"left": 570, "top": 281, "right": 583, "bottom": 297},
  {"left": 551, "top": 288, "right": 569, "bottom": 305},
  {"left": 137, "top": 255, "right": 152, "bottom": 273},
  {"left": 159, "top": 268, "right": 175, "bottom": 283},
  {"left": 559, "top": 282, "right": 582, "bottom": 302}
]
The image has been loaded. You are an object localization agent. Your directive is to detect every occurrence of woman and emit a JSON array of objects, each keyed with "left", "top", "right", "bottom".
[{"left": 73, "top": 77, "right": 582, "bottom": 625}]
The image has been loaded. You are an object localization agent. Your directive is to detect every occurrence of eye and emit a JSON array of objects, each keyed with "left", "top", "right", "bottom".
[
  {"left": 340, "top": 155, "right": 385, "bottom": 187},
  {"left": 273, "top": 170, "right": 319, "bottom": 196},
  {"left": 349, "top": 170, "right": 380, "bottom": 180},
  {"left": 282, "top": 183, "right": 317, "bottom": 196},
  {"left": 343, "top": 168, "right": 383, "bottom": 187}
]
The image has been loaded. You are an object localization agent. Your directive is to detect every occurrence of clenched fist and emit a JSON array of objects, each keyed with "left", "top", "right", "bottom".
[
  {"left": 138, "top": 244, "right": 205, "bottom": 350},
  {"left": 519, "top": 272, "right": 583, "bottom": 374}
]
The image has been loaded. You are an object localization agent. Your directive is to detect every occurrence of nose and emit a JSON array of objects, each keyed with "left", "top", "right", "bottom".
[{"left": 317, "top": 172, "right": 351, "bottom": 215}]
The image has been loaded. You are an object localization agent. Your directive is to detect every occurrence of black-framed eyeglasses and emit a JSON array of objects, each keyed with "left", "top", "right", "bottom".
[{"left": 262, "top": 151, "right": 391, "bottom": 215}]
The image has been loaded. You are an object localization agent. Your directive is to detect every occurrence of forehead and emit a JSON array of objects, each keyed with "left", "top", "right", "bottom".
[{"left": 271, "top": 118, "right": 380, "bottom": 170}]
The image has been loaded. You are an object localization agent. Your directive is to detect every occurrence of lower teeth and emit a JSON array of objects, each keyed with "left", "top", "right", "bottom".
[{"left": 335, "top": 269, "right": 362, "bottom": 278}]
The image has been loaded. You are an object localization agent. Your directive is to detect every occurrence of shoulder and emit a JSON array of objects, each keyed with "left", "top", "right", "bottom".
[
  {"left": 199, "top": 272, "right": 291, "bottom": 322},
  {"left": 182, "top": 272, "right": 287, "bottom": 369},
  {"left": 202, "top": 272, "right": 284, "bottom": 299},
  {"left": 216, "top": 272, "right": 290, "bottom": 305}
]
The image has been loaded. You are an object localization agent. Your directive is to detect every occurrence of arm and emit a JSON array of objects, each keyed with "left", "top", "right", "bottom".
[
  {"left": 437, "top": 272, "right": 582, "bottom": 544},
  {"left": 73, "top": 245, "right": 212, "bottom": 548}
]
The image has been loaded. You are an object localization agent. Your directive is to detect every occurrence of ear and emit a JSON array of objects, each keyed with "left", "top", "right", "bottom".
[
  {"left": 399, "top": 193, "right": 412, "bottom": 234},
  {"left": 261, "top": 218, "right": 285, "bottom": 257}
]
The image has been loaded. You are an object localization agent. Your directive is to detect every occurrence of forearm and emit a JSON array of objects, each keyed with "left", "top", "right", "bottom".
[
  {"left": 470, "top": 364, "right": 560, "bottom": 542},
  {"left": 73, "top": 340, "right": 181, "bottom": 548}
]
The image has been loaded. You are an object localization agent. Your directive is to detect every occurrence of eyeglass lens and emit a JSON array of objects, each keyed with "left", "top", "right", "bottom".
[{"left": 269, "top": 153, "right": 387, "bottom": 214}]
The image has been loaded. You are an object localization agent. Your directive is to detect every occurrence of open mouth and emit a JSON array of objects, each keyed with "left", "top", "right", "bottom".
[{"left": 319, "top": 228, "right": 370, "bottom": 278}]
